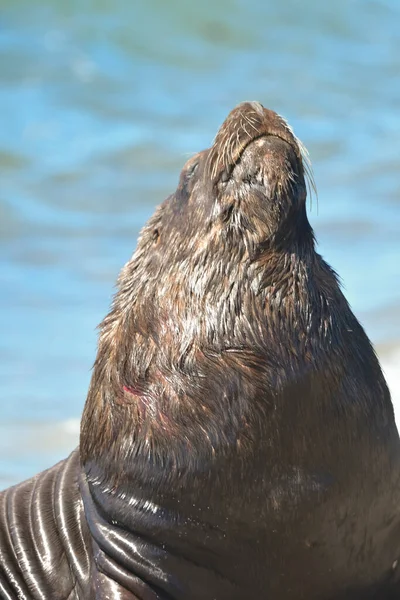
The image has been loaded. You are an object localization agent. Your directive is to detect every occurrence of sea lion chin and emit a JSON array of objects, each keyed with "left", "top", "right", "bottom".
[{"left": 1, "top": 102, "right": 400, "bottom": 600}]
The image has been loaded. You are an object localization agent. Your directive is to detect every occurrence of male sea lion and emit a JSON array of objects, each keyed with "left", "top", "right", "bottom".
[{"left": 1, "top": 102, "right": 400, "bottom": 599}]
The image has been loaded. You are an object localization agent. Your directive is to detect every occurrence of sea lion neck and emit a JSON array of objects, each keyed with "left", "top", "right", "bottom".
[{"left": 80, "top": 247, "right": 338, "bottom": 493}]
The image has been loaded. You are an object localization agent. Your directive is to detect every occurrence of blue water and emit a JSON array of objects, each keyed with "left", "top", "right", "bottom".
[{"left": 1, "top": 0, "right": 400, "bottom": 488}]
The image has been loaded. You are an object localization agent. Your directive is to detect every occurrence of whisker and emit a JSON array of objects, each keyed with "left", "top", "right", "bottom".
[
  {"left": 278, "top": 113, "right": 318, "bottom": 214},
  {"left": 225, "top": 131, "right": 237, "bottom": 173},
  {"left": 242, "top": 113, "right": 259, "bottom": 134}
]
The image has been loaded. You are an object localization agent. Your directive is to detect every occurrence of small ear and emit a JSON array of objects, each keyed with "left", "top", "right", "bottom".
[{"left": 152, "top": 229, "right": 160, "bottom": 245}]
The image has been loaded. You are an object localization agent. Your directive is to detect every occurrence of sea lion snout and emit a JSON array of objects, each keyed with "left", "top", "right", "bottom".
[
  {"left": 235, "top": 100, "right": 264, "bottom": 114},
  {"left": 200, "top": 103, "right": 311, "bottom": 244},
  {"left": 207, "top": 101, "right": 304, "bottom": 184}
]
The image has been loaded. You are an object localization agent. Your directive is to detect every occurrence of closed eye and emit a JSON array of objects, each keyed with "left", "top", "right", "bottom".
[{"left": 186, "top": 161, "right": 199, "bottom": 181}]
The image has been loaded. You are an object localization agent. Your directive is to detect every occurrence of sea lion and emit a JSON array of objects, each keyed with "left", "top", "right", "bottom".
[{"left": 1, "top": 101, "right": 400, "bottom": 600}]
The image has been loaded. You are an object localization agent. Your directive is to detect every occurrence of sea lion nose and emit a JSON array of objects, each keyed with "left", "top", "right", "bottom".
[
  {"left": 249, "top": 101, "right": 265, "bottom": 115},
  {"left": 236, "top": 101, "right": 265, "bottom": 116},
  {"left": 208, "top": 101, "right": 302, "bottom": 182}
]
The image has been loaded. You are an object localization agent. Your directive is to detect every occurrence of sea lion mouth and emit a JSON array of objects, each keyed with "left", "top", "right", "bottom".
[{"left": 206, "top": 101, "right": 315, "bottom": 195}]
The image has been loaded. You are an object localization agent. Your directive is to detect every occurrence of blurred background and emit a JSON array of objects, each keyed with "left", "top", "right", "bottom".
[{"left": 1, "top": 0, "right": 399, "bottom": 489}]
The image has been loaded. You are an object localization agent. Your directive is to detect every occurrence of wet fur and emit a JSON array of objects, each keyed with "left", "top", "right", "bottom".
[{"left": 81, "top": 106, "right": 394, "bottom": 492}]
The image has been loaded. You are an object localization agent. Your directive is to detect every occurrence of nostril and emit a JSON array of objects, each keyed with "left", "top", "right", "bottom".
[
  {"left": 220, "top": 169, "right": 230, "bottom": 183},
  {"left": 242, "top": 167, "right": 261, "bottom": 185}
]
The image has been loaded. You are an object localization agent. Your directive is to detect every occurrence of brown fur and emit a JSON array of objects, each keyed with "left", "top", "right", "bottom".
[{"left": 81, "top": 102, "right": 393, "bottom": 494}]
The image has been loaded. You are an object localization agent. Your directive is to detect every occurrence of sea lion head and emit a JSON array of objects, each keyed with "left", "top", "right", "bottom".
[
  {"left": 143, "top": 100, "right": 314, "bottom": 267},
  {"left": 80, "top": 102, "right": 327, "bottom": 485}
]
